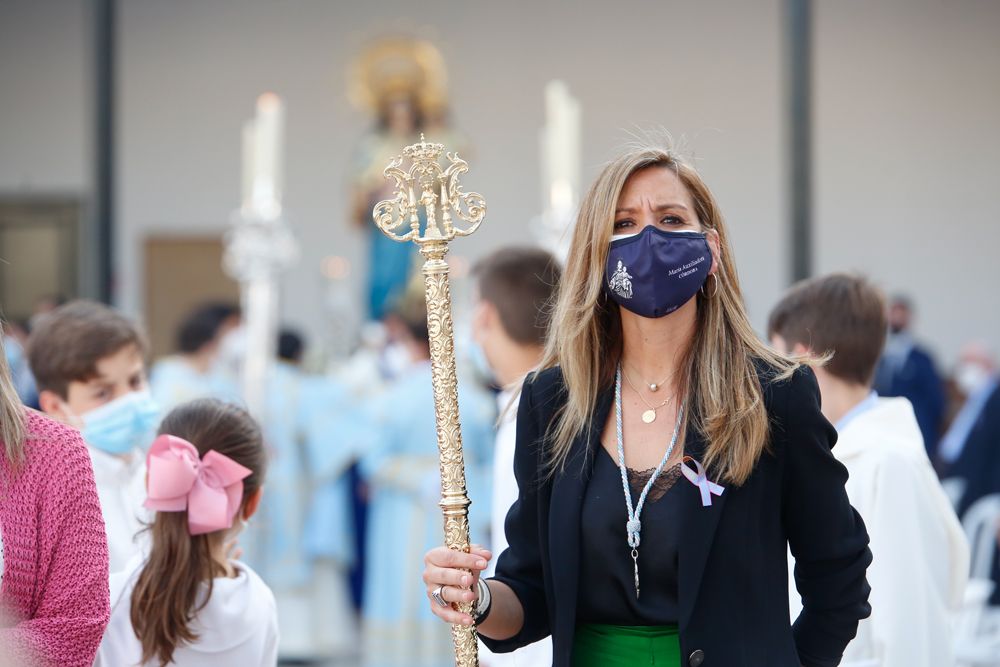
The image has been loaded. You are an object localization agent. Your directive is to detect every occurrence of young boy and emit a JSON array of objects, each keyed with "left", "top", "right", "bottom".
[
  {"left": 28, "top": 300, "right": 159, "bottom": 573},
  {"left": 471, "top": 246, "right": 561, "bottom": 667},
  {"left": 768, "top": 273, "right": 968, "bottom": 667}
]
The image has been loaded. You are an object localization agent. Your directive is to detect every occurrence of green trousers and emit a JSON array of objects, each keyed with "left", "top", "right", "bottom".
[{"left": 573, "top": 624, "right": 681, "bottom": 667}]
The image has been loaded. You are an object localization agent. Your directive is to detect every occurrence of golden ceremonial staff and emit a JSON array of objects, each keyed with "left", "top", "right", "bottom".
[{"left": 372, "top": 134, "right": 486, "bottom": 666}]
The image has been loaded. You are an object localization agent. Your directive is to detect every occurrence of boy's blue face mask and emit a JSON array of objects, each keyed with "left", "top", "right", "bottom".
[
  {"left": 467, "top": 338, "right": 497, "bottom": 388},
  {"left": 605, "top": 226, "right": 712, "bottom": 319},
  {"left": 76, "top": 390, "right": 161, "bottom": 455}
]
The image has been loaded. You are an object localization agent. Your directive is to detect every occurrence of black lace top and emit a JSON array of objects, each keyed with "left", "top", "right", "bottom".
[{"left": 577, "top": 446, "right": 693, "bottom": 625}]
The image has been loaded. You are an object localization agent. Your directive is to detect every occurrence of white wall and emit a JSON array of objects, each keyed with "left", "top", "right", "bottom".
[
  {"left": 0, "top": 0, "right": 89, "bottom": 194},
  {"left": 812, "top": 0, "right": 1000, "bottom": 367},
  {"left": 2, "top": 0, "right": 998, "bottom": 366}
]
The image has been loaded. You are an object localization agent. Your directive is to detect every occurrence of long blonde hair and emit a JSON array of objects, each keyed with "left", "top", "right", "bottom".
[
  {"left": 0, "top": 330, "right": 26, "bottom": 468},
  {"left": 537, "top": 143, "right": 796, "bottom": 485}
]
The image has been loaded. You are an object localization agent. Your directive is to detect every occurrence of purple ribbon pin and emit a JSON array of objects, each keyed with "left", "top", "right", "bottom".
[{"left": 681, "top": 458, "right": 725, "bottom": 507}]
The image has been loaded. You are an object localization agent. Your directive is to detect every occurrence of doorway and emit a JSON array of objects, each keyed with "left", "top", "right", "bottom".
[{"left": 144, "top": 236, "right": 239, "bottom": 361}]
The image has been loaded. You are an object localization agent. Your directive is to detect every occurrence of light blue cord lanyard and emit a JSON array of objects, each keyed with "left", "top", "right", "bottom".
[{"left": 615, "top": 364, "right": 685, "bottom": 599}]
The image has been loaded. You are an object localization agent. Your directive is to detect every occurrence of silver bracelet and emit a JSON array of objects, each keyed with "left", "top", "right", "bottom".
[{"left": 473, "top": 578, "right": 492, "bottom": 620}]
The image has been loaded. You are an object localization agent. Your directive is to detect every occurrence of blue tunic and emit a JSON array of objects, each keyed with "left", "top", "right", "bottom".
[
  {"left": 149, "top": 356, "right": 241, "bottom": 414},
  {"left": 359, "top": 362, "right": 495, "bottom": 667},
  {"left": 247, "top": 363, "right": 357, "bottom": 587}
]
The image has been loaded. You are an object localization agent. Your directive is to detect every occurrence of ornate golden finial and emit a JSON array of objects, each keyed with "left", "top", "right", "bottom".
[
  {"left": 371, "top": 140, "right": 487, "bottom": 666},
  {"left": 372, "top": 136, "right": 485, "bottom": 244}
]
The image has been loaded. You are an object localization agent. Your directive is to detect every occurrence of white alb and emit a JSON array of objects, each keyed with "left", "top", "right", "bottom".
[{"left": 789, "top": 397, "right": 969, "bottom": 667}]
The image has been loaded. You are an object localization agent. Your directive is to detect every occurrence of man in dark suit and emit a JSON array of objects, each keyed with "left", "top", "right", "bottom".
[
  {"left": 873, "top": 295, "right": 945, "bottom": 457},
  {"left": 940, "top": 344, "right": 1000, "bottom": 601},
  {"left": 948, "top": 388, "right": 1000, "bottom": 517}
]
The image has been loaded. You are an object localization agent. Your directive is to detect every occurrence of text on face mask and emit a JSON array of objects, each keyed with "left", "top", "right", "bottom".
[{"left": 668, "top": 255, "right": 706, "bottom": 279}]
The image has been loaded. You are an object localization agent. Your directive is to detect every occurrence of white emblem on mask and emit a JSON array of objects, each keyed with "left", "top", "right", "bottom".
[{"left": 609, "top": 259, "right": 634, "bottom": 299}]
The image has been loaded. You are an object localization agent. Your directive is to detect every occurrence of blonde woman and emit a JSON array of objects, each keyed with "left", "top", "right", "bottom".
[
  {"left": 422, "top": 144, "right": 872, "bottom": 667},
  {"left": 0, "top": 334, "right": 109, "bottom": 666}
]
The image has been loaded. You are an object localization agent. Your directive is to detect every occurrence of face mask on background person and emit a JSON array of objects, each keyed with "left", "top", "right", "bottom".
[
  {"left": 380, "top": 342, "right": 412, "bottom": 380},
  {"left": 215, "top": 325, "right": 247, "bottom": 377},
  {"left": 605, "top": 226, "right": 712, "bottom": 319},
  {"left": 70, "top": 390, "right": 162, "bottom": 456},
  {"left": 466, "top": 339, "right": 497, "bottom": 388}
]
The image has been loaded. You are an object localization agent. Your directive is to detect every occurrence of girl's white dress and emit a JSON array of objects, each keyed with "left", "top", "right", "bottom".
[{"left": 94, "top": 555, "right": 279, "bottom": 666}]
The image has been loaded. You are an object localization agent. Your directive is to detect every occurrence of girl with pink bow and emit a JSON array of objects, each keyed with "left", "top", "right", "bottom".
[{"left": 94, "top": 399, "right": 279, "bottom": 667}]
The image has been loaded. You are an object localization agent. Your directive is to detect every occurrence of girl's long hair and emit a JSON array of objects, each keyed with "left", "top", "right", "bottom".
[
  {"left": 130, "top": 399, "right": 266, "bottom": 666},
  {"left": 537, "top": 142, "right": 797, "bottom": 484}
]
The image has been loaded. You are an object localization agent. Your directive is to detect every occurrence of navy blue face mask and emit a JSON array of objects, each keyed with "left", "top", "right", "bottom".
[{"left": 605, "top": 226, "right": 712, "bottom": 318}]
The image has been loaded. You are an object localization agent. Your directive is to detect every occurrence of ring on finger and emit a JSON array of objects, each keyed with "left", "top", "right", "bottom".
[{"left": 431, "top": 585, "right": 448, "bottom": 608}]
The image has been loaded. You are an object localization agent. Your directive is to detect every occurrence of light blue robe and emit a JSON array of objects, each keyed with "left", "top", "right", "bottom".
[
  {"left": 301, "top": 371, "right": 365, "bottom": 570},
  {"left": 360, "top": 361, "right": 495, "bottom": 667},
  {"left": 229, "top": 363, "right": 360, "bottom": 659},
  {"left": 148, "top": 356, "right": 241, "bottom": 413},
  {"left": 248, "top": 362, "right": 356, "bottom": 588}
]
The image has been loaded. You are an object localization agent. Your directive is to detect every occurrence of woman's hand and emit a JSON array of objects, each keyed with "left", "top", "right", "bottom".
[{"left": 423, "top": 544, "right": 493, "bottom": 626}]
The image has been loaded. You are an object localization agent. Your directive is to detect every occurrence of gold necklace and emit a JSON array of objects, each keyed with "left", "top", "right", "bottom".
[
  {"left": 622, "top": 368, "right": 675, "bottom": 424},
  {"left": 625, "top": 361, "right": 675, "bottom": 393}
]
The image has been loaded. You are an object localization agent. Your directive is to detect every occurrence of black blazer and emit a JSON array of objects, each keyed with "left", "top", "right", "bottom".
[{"left": 480, "top": 364, "right": 872, "bottom": 667}]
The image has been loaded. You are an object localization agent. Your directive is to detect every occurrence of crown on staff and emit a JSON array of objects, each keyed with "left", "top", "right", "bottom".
[
  {"left": 372, "top": 134, "right": 486, "bottom": 245},
  {"left": 403, "top": 134, "right": 445, "bottom": 162}
]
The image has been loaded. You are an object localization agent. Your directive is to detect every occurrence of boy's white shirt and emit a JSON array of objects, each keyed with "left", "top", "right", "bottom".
[
  {"left": 94, "top": 555, "right": 279, "bottom": 667},
  {"left": 87, "top": 446, "right": 150, "bottom": 573},
  {"left": 480, "top": 388, "right": 553, "bottom": 667},
  {"left": 788, "top": 397, "right": 969, "bottom": 667}
]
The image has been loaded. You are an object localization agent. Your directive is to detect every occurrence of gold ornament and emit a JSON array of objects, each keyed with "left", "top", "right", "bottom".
[{"left": 372, "top": 135, "right": 485, "bottom": 666}]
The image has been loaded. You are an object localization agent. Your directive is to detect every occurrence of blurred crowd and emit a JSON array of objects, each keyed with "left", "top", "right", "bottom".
[
  {"left": 2, "top": 246, "right": 999, "bottom": 667},
  {"left": 0, "top": 247, "right": 555, "bottom": 666}
]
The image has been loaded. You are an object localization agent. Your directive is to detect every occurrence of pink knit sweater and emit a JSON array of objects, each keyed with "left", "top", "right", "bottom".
[{"left": 0, "top": 410, "right": 110, "bottom": 666}]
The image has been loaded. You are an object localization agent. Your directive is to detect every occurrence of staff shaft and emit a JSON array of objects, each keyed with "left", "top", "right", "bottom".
[{"left": 421, "top": 242, "right": 479, "bottom": 666}]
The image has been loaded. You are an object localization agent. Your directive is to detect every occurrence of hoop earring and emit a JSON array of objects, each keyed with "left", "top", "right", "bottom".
[{"left": 701, "top": 273, "right": 720, "bottom": 299}]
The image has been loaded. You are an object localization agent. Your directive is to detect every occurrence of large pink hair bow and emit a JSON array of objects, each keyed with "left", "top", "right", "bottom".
[{"left": 144, "top": 434, "right": 252, "bottom": 536}]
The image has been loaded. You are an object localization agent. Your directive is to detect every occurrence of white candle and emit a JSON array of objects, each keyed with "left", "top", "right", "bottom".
[
  {"left": 251, "top": 92, "right": 284, "bottom": 218},
  {"left": 241, "top": 119, "right": 255, "bottom": 213},
  {"left": 541, "top": 80, "right": 581, "bottom": 220}
]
